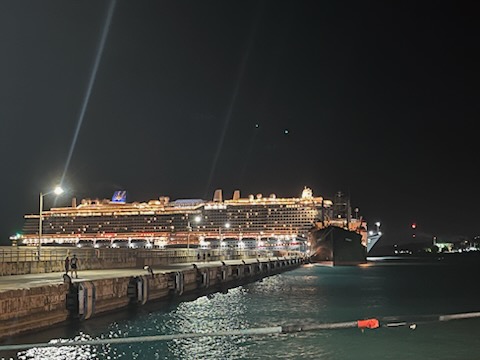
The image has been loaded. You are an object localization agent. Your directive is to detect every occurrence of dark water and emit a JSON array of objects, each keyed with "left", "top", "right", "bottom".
[{"left": 3, "top": 261, "right": 480, "bottom": 359}]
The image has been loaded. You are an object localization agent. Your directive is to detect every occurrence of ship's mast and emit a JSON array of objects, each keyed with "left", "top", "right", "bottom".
[{"left": 332, "top": 191, "right": 354, "bottom": 230}]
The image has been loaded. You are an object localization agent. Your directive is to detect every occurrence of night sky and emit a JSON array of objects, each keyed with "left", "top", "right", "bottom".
[{"left": 0, "top": 1, "right": 478, "bottom": 247}]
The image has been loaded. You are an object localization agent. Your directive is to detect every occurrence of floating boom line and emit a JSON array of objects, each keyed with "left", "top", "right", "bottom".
[{"left": 1, "top": 311, "right": 480, "bottom": 352}]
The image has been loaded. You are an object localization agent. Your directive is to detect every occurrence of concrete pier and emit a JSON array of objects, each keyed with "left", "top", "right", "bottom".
[{"left": 0, "top": 257, "right": 304, "bottom": 340}]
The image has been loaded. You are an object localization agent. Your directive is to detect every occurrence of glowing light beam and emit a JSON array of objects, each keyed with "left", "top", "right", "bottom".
[
  {"left": 60, "top": 0, "right": 117, "bottom": 186},
  {"left": 203, "top": 2, "right": 264, "bottom": 198}
]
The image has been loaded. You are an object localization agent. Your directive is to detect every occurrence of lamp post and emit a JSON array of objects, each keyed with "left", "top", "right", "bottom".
[
  {"left": 219, "top": 222, "right": 230, "bottom": 256},
  {"left": 38, "top": 186, "right": 64, "bottom": 260},
  {"left": 187, "top": 215, "right": 201, "bottom": 249},
  {"left": 220, "top": 222, "right": 230, "bottom": 241}
]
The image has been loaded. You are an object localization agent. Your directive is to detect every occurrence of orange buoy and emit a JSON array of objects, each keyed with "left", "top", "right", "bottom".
[{"left": 357, "top": 318, "right": 380, "bottom": 329}]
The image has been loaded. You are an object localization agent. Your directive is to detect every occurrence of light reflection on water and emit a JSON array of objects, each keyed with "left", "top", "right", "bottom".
[
  {"left": 166, "top": 288, "right": 251, "bottom": 359},
  {"left": 18, "top": 333, "right": 99, "bottom": 360},
  {"left": 13, "top": 264, "right": 480, "bottom": 360},
  {"left": 17, "top": 285, "right": 271, "bottom": 360}
]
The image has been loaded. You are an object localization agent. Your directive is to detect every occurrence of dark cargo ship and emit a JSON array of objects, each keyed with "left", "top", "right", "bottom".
[
  {"left": 308, "top": 192, "right": 381, "bottom": 265},
  {"left": 309, "top": 226, "right": 366, "bottom": 265}
]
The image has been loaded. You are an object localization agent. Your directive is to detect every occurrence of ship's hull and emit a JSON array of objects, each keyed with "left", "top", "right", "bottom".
[{"left": 309, "top": 226, "right": 366, "bottom": 265}]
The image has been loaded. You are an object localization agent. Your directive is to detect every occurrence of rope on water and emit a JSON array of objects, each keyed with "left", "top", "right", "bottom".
[{"left": 1, "top": 311, "right": 480, "bottom": 352}]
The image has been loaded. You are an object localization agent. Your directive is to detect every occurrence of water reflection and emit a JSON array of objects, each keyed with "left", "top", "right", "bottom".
[
  {"left": 16, "top": 282, "right": 274, "bottom": 359},
  {"left": 13, "top": 264, "right": 479, "bottom": 360},
  {"left": 167, "top": 288, "right": 251, "bottom": 359},
  {"left": 18, "top": 333, "right": 99, "bottom": 360}
]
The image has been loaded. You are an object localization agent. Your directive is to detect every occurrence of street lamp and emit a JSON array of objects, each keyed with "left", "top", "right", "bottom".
[
  {"left": 220, "top": 222, "right": 230, "bottom": 240},
  {"left": 38, "top": 186, "right": 64, "bottom": 260},
  {"left": 187, "top": 215, "right": 202, "bottom": 249},
  {"left": 219, "top": 222, "right": 230, "bottom": 255}
]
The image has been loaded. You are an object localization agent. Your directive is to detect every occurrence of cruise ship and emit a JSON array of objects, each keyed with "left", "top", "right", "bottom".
[
  {"left": 18, "top": 187, "right": 380, "bottom": 254},
  {"left": 367, "top": 223, "right": 383, "bottom": 253}
]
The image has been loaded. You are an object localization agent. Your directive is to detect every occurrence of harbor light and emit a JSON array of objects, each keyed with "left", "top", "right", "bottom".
[
  {"left": 38, "top": 185, "right": 64, "bottom": 261},
  {"left": 187, "top": 215, "right": 202, "bottom": 249},
  {"left": 219, "top": 222, "right": 230, "bottom": 241}
]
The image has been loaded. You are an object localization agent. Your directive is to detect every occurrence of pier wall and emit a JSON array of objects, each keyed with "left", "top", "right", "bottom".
[
  {"left": 0, "top": 283, "right": 69, "bottom": 340},
  {"left": 0, "top": 255, "right": 227, "bottom": 276},
  {"left": 0, "top": 247, "right": 284, "bottom": 276},
  {"left": 0, "top": 258, "right": 303, "bottom": 340},
  {"left": 0, "top": 259, "right": 139, "bottom": 276}
]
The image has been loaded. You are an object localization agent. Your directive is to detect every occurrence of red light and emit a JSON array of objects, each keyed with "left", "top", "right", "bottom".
[{"left": 411, "top": 223, "right": 416, "bottom": 229}]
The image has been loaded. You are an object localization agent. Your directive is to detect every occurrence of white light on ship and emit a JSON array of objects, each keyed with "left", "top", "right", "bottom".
[{"left": 301, "top": 187, "right": 313, "bottom": 199}]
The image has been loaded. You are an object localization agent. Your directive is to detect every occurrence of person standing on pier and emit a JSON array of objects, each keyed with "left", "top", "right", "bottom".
[
  {"left": 70, "top": 254, "right": 79, "bottom": 278},
  {"left": 64, "top": 255, "right": 70, "bottom": 274}
]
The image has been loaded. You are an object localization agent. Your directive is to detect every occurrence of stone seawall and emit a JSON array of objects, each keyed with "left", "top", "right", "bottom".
[
  {"left": 0, "top": 247, "right": 277, "bottom": 276},
  {"left": 0, "top": 283, "right": 69, "bottom": 339},
  {"left": 0, "top": 258, "right": 139, "bottom": 276},
  {"left": 0, "top": 258, "right": 303, "bottom": 340}
]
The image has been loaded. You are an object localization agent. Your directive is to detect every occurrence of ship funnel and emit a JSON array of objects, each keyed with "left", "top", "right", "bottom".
[
  {"left": 233, "top": 190, "right": 240, "bottom": 200},
  {"left": 72, "top": 197, "right": 77, "bottom": 208},
  {"left": 213, "top": 189, "right": 223, "bottom": 202}
]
